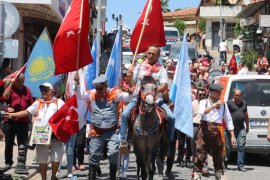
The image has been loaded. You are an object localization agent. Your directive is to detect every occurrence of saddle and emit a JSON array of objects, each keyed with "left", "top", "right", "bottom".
[{"left": 129, "top": 106, "right": 167, "bottom": 130}]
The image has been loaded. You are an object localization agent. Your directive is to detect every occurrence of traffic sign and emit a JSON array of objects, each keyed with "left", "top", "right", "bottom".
[
  {"left": 2, "top": 2, "right": 20, "bottom": 38},
  {"left": 3, "top": 39, "right": 19, "bottom": 58}
]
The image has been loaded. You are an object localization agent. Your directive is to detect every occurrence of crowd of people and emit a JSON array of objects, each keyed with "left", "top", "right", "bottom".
[{"left": 0, "top": 43, "right": 269, "bottom": 180}]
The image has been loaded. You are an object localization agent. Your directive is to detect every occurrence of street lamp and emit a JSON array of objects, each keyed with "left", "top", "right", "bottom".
[{"left": 112, "top": 13, "right": 122, "bottom": 31}]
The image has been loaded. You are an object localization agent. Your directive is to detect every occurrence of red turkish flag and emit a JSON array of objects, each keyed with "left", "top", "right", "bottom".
[
  {"left": 53, "top": 0, "right": 92, "bottom": 75},
  {"left": 49, "top": 95, "right": 79, "bottom": 143},
  {"left": 130, "top": 0, "right": 166, "bottom": 54},
  {"left": 229, "top": 54, "right": 238, "bottom": 74},
  {"left": 4, "top": 63, "right": 27, "bottom": 80}
]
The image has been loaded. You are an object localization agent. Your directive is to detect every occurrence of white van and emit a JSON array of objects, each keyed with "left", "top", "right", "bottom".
[
  {"left": 214, "top": 75, "right": 270, "bottom": 154},
  {"left": 164, "top": 26, "right": 180, "bottom": 42}
]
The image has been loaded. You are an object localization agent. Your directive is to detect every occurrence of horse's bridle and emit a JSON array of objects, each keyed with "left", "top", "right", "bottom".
[{"left": 138, "top": 89, "right": 157, "bottom": 115}]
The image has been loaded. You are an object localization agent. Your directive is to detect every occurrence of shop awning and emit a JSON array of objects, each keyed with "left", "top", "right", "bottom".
[{"left": 236, "top": 1, "right": 265, "bottom": 18}]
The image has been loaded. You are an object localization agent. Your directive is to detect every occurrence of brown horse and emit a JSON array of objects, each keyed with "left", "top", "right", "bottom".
[{"left": 129, "top": 76, "right": 167, "bottom": 180}]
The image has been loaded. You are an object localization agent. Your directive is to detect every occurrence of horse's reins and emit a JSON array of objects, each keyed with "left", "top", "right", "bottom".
[
  {"left": 138, "top": 89, "right": 157, "bottom": 115},
  {"left": 135, "top": 88, "right": 165, "bottom": 135}
]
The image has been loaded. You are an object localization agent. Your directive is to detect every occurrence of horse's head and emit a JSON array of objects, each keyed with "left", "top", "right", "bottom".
[{"left": 139, "top": 76, "right": 157, "bottom": 113}]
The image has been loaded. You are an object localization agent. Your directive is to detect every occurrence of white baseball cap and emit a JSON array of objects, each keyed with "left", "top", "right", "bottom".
[{"left": 39, "top": 82, "right": 54, "bottom": 91}]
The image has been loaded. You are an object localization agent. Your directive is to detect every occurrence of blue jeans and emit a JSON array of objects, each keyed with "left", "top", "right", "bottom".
[
  {"left": 225, "top": 128, "right": 246, "bottom": 167},
  {"left": 66, "top": 134, "right": 77, "bottom": 171},
  {"left": 119, "top": 99, "right": 175, "bottom": 142},
  {"left": 219, "top": 51, "right": 227, "bottom": 64}
]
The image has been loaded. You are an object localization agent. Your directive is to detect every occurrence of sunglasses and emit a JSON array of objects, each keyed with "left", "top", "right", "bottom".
[
  {"left": 40, "top": 87, "right": 50, "bottom": 92},
  {"left": 235, "top": 94, "right": 241, "bottom": 97},
  {"left": 199, "top": 94, "right": 205, "bottom": 96}
]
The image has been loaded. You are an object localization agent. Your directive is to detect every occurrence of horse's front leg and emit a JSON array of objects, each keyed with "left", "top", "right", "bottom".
[
  {"left": 149, "top": 156, "right": 156, "bottom": 180},
  {"left": 136, "top": 159, "right": 141, "bottom": 180}
]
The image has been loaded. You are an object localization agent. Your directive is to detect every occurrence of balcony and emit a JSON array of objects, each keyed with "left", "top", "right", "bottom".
[{"left": 200, "top": 6, "right": 243, "bottom": 19}]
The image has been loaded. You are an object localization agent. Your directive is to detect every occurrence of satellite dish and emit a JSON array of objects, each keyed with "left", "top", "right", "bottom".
[
  {"left": 208, "top": 70, "right": 224, "bottom": 84},
  {"left": 228, "top": 0, "right": 238, "bottom": 5},
  {"left": 3, "top": 2, "right": 20, "bottom": 38}
]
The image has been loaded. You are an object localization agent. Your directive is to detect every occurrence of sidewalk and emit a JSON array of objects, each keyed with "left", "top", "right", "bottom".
[{"left": 0, "top": 140, "right": 39, "bottom": 179}]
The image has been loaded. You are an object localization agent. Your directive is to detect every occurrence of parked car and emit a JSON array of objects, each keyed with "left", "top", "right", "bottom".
[
  {"left": 168, "top": 42, "right": 198, "bottom": 63},
  {"left": 164, "top": 26, "right": 180, "bottom": 42},
  {"left": 214, "top": 75, "right": 270, "bottom": 155}
]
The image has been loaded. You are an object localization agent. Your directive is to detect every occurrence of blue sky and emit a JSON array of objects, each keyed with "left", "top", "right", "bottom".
[{"left": 106, "top": 0, "right": 201, "bottom": 32}]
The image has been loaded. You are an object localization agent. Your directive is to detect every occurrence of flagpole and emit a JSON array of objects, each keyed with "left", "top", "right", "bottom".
[
  {"left": 131, "top": 0, "right": 153, "bottom": 69},
  {"left": 76, "top": 0, "right": 85, "bottom": 72}
]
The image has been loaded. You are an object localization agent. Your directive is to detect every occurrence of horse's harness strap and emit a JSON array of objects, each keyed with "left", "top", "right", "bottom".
[{"left": 135, "top": 117, "right": 158, "bottom": 136}]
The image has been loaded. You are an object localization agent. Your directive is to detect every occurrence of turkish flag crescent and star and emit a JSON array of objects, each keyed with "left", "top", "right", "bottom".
[
  {"left": 130, "top": 0, "right": 166, "bottom": 54},
  {"left": 49, "top": 95, "right": 79, "bottom": 143},
  {"left": 229, "top": 54, "right": 238, "bottom": 74},
  {"left": 53, "top": 0, "right": 92, "bottom": 75}
]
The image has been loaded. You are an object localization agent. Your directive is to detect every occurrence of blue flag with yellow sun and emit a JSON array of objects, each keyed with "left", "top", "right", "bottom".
[{"left": 25, "top": 28, "right": 61, "bottom": 98}]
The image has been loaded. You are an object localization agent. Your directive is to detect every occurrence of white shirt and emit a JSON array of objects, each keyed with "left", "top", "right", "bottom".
[
  {"left": 27, "top": 98, "right": 65, "bottom": 126},
  {"left": 133, "top": 61, "right": 168, "bottom": 95},
  {"left": 192, "top": 99, "right": 201, "bottom": 124},
  {"left": 199, "top": 99, "right": 234, "bottom": 130},
  {"left": 219, "top": 42, "right": 227, "bottom": 52}
]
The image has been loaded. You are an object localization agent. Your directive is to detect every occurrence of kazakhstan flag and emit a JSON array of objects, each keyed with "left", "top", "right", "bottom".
[{"left": 25, "top": 28, "right": 61, "bottom": 98}]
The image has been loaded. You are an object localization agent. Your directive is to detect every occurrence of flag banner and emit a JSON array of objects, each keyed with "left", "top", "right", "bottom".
[
  {"left": 105, "top": 28, "right": 122, "bottom": 88},
  {"left": 169, "top": 33, "right": 193, "bottom": 138},
  {"left": 85, "top": 37, "right": 98, "bottom": 90},
  {"left": 130, "top": 0, "right": 165, "bottom": 54},
  {"left": 4, "top": 63, "right": 27, "bottom": 80},
  {"left": 24, "top": 28, "right": 61, "bottom": 98},
  {"left": 53, "top": 0, "right": 92, "bottom": 75},
  {"left": 49, "top": 95, "right": 79, "bottom": 143},
  {"left": 65, "top": 69, "right": 87, "bottom": 128}
]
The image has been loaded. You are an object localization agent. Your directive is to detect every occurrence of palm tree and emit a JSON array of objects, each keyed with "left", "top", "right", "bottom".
[{"left": 161, "top": 0, "right": 170, "bottom": 13}]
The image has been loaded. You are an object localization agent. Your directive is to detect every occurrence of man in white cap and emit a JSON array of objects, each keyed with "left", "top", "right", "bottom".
[
  {"left": 5, "top": 82, "right": 65, "bottom": 180},
  {"left": 74, "top": 74, "right": 134, "bottom": 180}
]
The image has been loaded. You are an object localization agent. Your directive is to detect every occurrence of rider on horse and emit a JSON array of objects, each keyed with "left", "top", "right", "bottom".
[{"left": 119, "top": 45, "right": 175, "bottom": 150}]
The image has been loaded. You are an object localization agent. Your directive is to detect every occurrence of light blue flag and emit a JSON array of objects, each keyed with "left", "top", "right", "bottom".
[
  {"left": 105, "top": 28, "right": 122, "bottom": 88},
  {"left": 85, "top": 37, "right": 98, "bottom": 90},
  {"left": 169, "top": 33, "right": 193, "bottom": 138},
  {"left": 25, "top": 28, "right": 61, "bottom": 98},
  {"left": 85, "top": 37, "right": 98, "bottom": 123}
]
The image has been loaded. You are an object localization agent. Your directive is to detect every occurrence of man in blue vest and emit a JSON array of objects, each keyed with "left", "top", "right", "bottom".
[{"left": 74, "top": 74, "right": 134, "bottom": 180}]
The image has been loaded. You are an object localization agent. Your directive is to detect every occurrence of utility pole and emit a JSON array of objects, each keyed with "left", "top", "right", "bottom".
[
  {"left": 0, "top": 1, "right": 5, "bottom": 67},
  {"left": 96, "top": 0, "right": 102, "bottom": 76},
  {"left": 219, "top": 0, "right": 223, "bottom": 43}
]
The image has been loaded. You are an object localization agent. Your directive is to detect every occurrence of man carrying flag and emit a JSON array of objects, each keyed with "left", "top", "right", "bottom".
[
  {"left": 5, "top": 82, "right": 65, "bottom": 180},
  {"left": 74, "top": 74, "right": 134, "bottom": 180},
  {"left": 2, "top": 73, "right": 32, "bottom": 170}
]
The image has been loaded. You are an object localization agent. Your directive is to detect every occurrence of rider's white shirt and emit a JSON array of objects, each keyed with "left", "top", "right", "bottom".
[{"left": 133, "top": 61, "right": 168, "bottom": 96}]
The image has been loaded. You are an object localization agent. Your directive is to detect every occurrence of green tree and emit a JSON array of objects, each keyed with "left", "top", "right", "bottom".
[
  {"left": 234, "top": 21, "right": 246, "bottom": 37},
  {"left": 161, "top": 0, "right": 170, "bottom": 13},
  {"left": 198, "top": 18, "right": 206, "bottom": 32},
  {"left": 241, "top": 50, "right": 258, "bottom": 70},
  {"left": 173, "top": 19, "right": 186, "bottom": 36}
]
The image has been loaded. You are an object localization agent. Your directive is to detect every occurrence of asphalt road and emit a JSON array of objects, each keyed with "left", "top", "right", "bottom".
[{"left": 28, "top": 151, "right": 270, "bottom": 180}]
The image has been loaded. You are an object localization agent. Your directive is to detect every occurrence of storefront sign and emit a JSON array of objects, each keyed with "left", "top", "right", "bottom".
[{"left": 260, "top": 15, "right": 270, "bottom": 28}]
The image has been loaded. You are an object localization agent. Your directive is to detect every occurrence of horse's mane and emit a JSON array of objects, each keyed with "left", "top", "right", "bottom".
[{"left": 141, "top": 75, "right": 156, "bottom": 86}]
